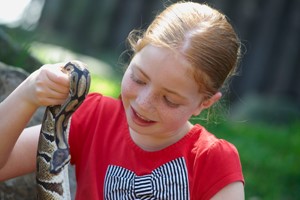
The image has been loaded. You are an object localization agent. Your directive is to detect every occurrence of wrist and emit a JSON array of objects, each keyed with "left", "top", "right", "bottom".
[{"left": 14, "top": 80, "right": 41, "bottom": 111}]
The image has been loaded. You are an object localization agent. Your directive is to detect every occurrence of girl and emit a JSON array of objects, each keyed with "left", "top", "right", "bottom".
[{"left": 0, "top": 1, "right": 244, "bottom": 199}]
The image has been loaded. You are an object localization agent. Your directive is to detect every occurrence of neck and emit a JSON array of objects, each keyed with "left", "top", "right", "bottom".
[{"left": 129, "top": 122, "right": 193, "bottom": 152}]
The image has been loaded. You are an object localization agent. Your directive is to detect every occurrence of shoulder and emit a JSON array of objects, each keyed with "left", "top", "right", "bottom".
[
  {"left": 191, "top": 124, "right": 240, "bottom": 160},
  {"left": 69, "top": 93, "right": 124, "bottom": 163},
  {"left": 80, "top": 92, "right": 119, "bottom": 108},
  {"left": 190, "top": 125, "right": 244, "bottom": 199},
  {"left": 73, "top": 93, "right": 122, "bottom": 119},
  {"left": 70, "top": 92, "right": 125, "bottom": 132}
]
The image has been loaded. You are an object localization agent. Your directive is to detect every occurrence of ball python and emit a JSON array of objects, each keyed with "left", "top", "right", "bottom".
[{"left": 36, "top": 61, "right": 91, "bottom": 199}]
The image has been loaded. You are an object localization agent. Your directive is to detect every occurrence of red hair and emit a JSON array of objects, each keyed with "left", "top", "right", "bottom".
[{"left": 128, "top": 2, "right": 241, "bottom": 99}]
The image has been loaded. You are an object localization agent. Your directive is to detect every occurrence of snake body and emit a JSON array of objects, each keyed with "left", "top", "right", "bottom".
[{"left": 36, "top": 61, "right": 90, "bottom": 199}]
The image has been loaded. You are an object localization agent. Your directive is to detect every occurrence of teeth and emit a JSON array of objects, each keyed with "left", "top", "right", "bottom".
[{"left": 136, "top": 112, "right": 152, "bottom": 122}]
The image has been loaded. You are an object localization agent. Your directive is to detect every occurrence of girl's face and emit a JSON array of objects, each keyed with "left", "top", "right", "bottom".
[{"left": 121, "top": 45, "right": 204, "bottom": 139}]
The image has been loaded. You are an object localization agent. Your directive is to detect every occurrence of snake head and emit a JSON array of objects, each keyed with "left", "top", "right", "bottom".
[
  {"left": 62, "top": 60, "right": 88, "bottom": 75},
  {"left": 62, "top": 61, "right": 90, "bottom": 99}
]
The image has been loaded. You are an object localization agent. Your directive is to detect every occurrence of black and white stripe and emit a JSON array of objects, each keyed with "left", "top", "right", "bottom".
[{"left": 104, "top": 157, "right": 189, "bottom": 199}]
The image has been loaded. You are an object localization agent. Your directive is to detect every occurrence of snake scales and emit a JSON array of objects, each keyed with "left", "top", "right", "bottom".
[{"left": 36, "top": 61, "right": 90, "bottom": 199}]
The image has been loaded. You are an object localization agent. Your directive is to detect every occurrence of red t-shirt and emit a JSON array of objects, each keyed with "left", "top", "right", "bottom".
[{"left": 69, "top": 93, "right": 244, "bottom": 200}]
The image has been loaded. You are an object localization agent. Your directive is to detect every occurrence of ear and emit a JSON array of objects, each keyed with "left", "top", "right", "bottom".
[{"left": 192, "top": 92, "right": 222, "bottom": 116}]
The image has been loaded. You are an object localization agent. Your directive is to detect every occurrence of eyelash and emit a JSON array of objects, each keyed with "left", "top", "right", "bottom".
[
  {"left": 130, "top": 72, "right": 145, "bottom": 85},
  {"left": 164, "top": 96, "right": 180, "bottom": 108},
  {"left": 130, "top": 71, "right": 180, "bottom": 108}
]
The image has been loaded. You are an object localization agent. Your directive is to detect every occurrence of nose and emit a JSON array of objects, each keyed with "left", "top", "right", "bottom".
[{"left": 136, "top": 87, "right": 157, "bottom": 112}]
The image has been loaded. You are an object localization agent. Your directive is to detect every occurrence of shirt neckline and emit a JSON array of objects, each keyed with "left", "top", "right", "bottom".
[{"left": 124, "top": 123, "right": 203, "bottom": 156}]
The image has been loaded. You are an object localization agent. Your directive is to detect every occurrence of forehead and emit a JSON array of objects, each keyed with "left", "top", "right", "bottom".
[
  {"left": 132, "top": 45, "right": 192, "bottom": 75},
  {"left": 130, "top": 45, "right": 201, "bottom": 98}
]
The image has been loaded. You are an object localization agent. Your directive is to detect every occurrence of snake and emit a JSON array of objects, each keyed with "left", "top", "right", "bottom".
[{"left": 36, "top": 61, "right": 91, "bottom": 200}]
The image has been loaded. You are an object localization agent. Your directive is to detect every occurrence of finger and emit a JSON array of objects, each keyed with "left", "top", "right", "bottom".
[
  {"left": 36, "top": 87, "right": 69, "bottom": 106},
  {"left": 34, "top": 73, "right": 69, "bottom": 98},
  {"left": 35, "top": 76, "right": 69, "bottom": 101},
  {"left": 38, "top": 66, "right": 70, "bottom": 94},
  {"left": 47, "top": 79, "right": 70, "bottom": 95},
  {"left": 47, "top": 68, "right": 70, "bottom": 88},
  {"left": 42, "top": 96, "right": 69, "bottom": 106}
]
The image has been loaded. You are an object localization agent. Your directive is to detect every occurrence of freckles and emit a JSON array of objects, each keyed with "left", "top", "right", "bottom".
[
  {"left": 161, "top": 107, "right": 191, "bottom": 123},
  {"left": 121, "top": 74, "right": 134, "bottom": 97},
  {"left": 121, "top": 82, "right": 131, "bottom": 96},
  {"left": 175, "top": 110, "right": 190, "bottom": 121}
]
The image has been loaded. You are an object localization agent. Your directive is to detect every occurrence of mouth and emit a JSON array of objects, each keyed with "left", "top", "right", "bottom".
[{"left": 130, "top": 106, "right": 156, "bottom": 126}]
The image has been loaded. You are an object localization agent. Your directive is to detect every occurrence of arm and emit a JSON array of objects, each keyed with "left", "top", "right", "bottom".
[
  {"left": 211, "top": 181, "right": 244, "bottom": 200},
  {"left": 0, "top": 125, "right": 40, "bottom": 181},
  {"left": 0, "top": 63, "right": 69, "bottom": 180}
]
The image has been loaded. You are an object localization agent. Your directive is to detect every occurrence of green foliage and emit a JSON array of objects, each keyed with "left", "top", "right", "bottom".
[
  {"left": 89, "top": 74, "right": 120, "bottom": 98},
  {"left": 195, "top": 119, "right": 300, "bottom": 200},
  {"left": 0, "top": 26, "right": 42, "bottom": 72}
]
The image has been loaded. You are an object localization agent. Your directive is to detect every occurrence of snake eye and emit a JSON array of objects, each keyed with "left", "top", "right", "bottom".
[{"left": 64, "top": 65, "right": 74, "bottom": 73}]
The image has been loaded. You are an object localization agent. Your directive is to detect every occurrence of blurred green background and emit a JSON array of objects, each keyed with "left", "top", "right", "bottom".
[{"left": 0, "top": 0, "right": 299, "bottom": 199}]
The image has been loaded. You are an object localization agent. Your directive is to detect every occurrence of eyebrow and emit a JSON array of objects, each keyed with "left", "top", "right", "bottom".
[
  {"left": 133, "top": 64, "right": 188, "bottom": 101},
  {"left": 163, "top": 87, "right": 188, "bottom": 101},
  {"left": 133, "top": 64, "right": 150, "bottom": 80}
]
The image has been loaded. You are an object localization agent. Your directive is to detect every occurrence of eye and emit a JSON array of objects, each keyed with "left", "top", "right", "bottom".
[
  {"left": 130, "top": 72, "right": 145, "bottom": 85},
  {"left": 164, "top": 96, "right": 180, "bottom": 108}
]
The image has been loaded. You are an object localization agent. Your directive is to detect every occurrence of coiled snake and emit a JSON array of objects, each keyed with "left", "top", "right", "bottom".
[{"left": 36, "top": 61, "right": 90, "bottom": 199}]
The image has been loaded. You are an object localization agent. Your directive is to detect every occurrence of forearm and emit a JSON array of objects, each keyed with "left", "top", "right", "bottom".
[
  {"left": 0, "top": 125, "right": 40, "bottom": 181},
  {"left": 0, "top": 63, "right": 69, "bottom": 171},
  {"left": 0, "top": 82, "right": 39, "bottom": 168}
]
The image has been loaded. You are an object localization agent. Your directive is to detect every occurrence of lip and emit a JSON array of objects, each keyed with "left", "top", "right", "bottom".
[{"left": 130, "top": 106, "right": 156, "bottom": 127}]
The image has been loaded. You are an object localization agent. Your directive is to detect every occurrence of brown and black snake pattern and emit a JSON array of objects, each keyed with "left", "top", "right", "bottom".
[{"left": 36, "top": 61, "right": 90, "bottom": 200}]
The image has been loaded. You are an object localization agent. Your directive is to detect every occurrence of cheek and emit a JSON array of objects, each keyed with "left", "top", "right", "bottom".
[
  {"left": 121, "top": 72, "right": 137, "bottom": 100},
  {"left": 160, "top": 107, "right": 192, "bottom": 127}
]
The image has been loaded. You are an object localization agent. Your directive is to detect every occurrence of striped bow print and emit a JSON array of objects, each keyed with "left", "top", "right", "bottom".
[{"left": 104, "top": 157, "right": 190, "bottom": 200}]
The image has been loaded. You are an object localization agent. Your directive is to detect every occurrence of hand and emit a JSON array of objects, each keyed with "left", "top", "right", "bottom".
[{"left": 22, "top": 63, "right": 70, "bottom": 108}]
